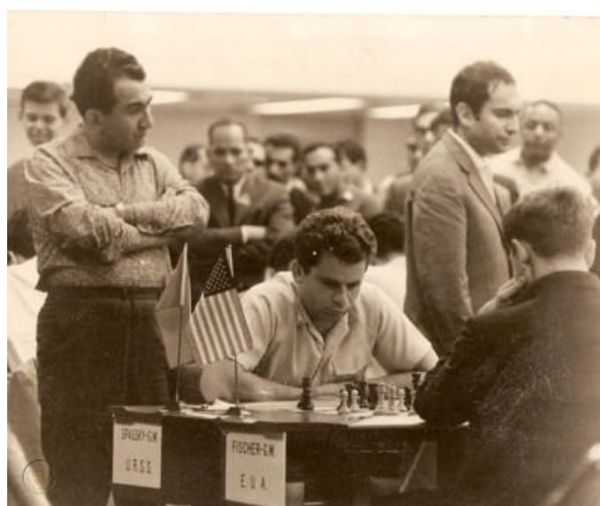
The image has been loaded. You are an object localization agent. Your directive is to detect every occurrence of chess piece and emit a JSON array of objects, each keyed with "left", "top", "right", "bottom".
[
  {"left": 350, "top": 388, "right": 360, "bottom": 412},
  {"left": 388, "top": 385, "right": 400, "bottom": 413},
  {"left": 357, "top": 380, "right": 369, "bottom": 409},
  {"left": 374, "top": 383, "right": 388, "bottom": 414},
  {"left": 404, "top": 386, "right": 412, "bottom": 411},
  {"left": 368, "top": 383, "right": 378, "bottom": 410},
  {"left": 337, "top": 388, "right": 350, "bottom": 414},
  {"left": 412, "top": 372, "right": 424, "bottom": 392},
  {"left": 297, "top": 376, "right": 314, "bottom": 411},
  {"left": 397, "top": 387, "right": 407, "bottom": 412}
]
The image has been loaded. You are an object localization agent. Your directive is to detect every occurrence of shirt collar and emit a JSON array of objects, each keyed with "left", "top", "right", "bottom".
[
  {"left": 68, "top": 124, "right": 150, "bottom": 162},
  {"left": 448, "top": 128, "right": 489, "bottom": 171},
  {"left": 220, "top": 175, "right": 247, "bottom": 196}
]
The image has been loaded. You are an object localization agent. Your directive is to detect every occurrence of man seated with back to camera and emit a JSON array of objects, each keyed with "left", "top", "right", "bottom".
[
  {"left": 382, "top": 186, "right": 600, "bottom": 506},
  {"left": 200, "top": 207, "right": 437, "bottom": 403}
]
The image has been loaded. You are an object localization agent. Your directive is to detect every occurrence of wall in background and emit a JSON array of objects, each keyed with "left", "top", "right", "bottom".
[{"left": 7, "top": 97, "right": 600, "bottom": 183}]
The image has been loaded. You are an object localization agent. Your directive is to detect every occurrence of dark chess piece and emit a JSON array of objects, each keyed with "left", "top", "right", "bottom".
[
  {"left": 404, "top": 386, "right": 412, "bottom": 411},
  {"left": 412, "top": 372, "right": 424, "bottom": 391},
  {"left": 358, "top": 380, "right": 369, "bottom": 409},
  {"left": 297, "top": 376, "right": 315, "bottom": 411}
]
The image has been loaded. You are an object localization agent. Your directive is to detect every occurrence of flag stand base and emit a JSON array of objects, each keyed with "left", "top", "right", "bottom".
[
  {"left": 167, "top": 400, "right": 182, "bottom": 412},
  {"left": 226, "top": 405, "right": 243, "bottom": 417}
]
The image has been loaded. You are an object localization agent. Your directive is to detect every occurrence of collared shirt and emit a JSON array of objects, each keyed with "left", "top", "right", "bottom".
[
  {"left": 490, "top": 148, "right": 592, "bottom": 199},
  {"left": 448, "top": 129, "right": 497, "bottom": 203},
  {"left": 236, "top": 272, "right": 433, "bottom": 387},
  {"left": 219, "top": 175, "right": 251, "bottom": 207},
  {"left": 25, "top": 125, "right": 209, "bottom": 290}
]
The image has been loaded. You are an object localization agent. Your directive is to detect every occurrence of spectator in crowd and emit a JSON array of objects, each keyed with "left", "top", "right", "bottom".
[
  {"left": 247, "top": 136, "right": 267, "bottom": 177},
  {"left": 200, "top": 208, "right": 436, "bottom": 403},
  {"left": 383, "top": 102, "right": 448, "bottom": 219},
  {"left": 587, "top": 144, "right": 600, "bottom": 204},
  {"left": 8, "top": 81, "right": 69, "bottom": 263},
  {"left": 365, "top": 212, "right": 407, "bottom": 308},
  {"left": 263, "top": 232, "right": 296, "bottom": 279},
  {"left": 337, "top": 139, "right": 375, "bottom": 195},
  {"left": 491, "top": 100, "right": 592, "bottom": 201},
  {"left": 24, "top": 47, "right": 209, "bottom": 506},
  {"left": 182, "top": 119, "right": 295, "bottom": 299},
  {"left": 264, "top": 133, "right": 302, "bottom": 186},
  {"left": 405, "top": 61, "right": 520, "bottom": 356},
  {"left": 401, "top": 187, "right": 600, "bottom": 506},
  {"left": 296, "top": 142, "right": 381, "bottom": 222},
  {"left": 429, "top": 107, "right": 453, "bottom": 142},
  {"left": 178, "top": 143, "right": 210, "bottom": 185},
  {"left": 264, "top": 133, "right": 310, "bottom": 223}
]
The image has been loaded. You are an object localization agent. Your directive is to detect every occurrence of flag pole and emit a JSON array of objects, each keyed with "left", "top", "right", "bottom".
[
  {"left": 225, "top": 244, "right": 243, "bottom": 417},
  {"left": 167, "top": 303, "right": 184, "bottom": 411},
  {"left": 167, "top": 244, "right": 189, "bottom": 412}
]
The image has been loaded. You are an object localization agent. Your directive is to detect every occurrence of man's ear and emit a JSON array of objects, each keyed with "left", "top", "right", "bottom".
[
  {"left": 511, "top": 238, "right": 534, "bottom": 280},
  {"left": 83, "top": 108, "right": 104, "bottom": 128},
  {"left": 290, "top": 259, "right": 305, "bottom": 283},
  {"left": 455, "top": 102, "right": 476, "bottom": 129},
  {"left": 584, "top": 238, "right": 596, "bottom": 269}
]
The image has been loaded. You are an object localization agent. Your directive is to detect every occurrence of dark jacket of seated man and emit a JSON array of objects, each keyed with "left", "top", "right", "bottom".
[
  {"left": 410, "top": 187, "right": 600, "bottom": 506},
  {"left": 199, "top": 208, "right": 437, "bottom": 403}
]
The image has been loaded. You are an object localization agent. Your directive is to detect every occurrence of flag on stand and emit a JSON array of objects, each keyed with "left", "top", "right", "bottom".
[
  {"left": 154, "top": 244, "right": 195, "bottom": 368},
  {"left": 188, "top": 249, "right": 253, "bottom": 365}
]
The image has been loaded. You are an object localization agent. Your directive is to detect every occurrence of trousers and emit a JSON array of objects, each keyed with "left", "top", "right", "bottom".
[{"left": 37, "top": 290, "right": 170, "bottom": 506}]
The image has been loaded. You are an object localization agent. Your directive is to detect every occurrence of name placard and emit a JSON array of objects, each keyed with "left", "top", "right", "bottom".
[
  {"left": 112, "top": 422, "right": 162, "bottom": 489},
  {"left": 225, "top": 431, "right": 286, "bottom": 506}
]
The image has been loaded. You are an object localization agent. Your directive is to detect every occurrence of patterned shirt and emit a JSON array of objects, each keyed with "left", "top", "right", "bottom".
[
  {"left": 236, "top": 272, "right": 434, "bottom": 387},
  {"left": 25, "top": 125, "right": 209, "bottom": 289}
]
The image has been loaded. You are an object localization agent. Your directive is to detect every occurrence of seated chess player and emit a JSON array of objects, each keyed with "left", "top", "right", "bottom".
[
  {"left": 384, "top": 187, "right": 600, "bottom": 506},
  {"left": 201, "top": 208, "right": 437, "bottom": 402}
]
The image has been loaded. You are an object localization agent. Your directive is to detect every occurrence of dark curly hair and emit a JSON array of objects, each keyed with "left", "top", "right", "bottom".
[{"left": 295, "top": 207, "right": 377, "bottom": 271}]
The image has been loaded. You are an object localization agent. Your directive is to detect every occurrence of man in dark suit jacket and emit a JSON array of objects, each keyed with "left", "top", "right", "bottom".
[
  {"left": 183, "top": 120, "right": 295, "bottom": 298},
  {"left": 405, "top": 61, "right": 520, "bottom": 356},
  {"left": 402, "top": 187, "right": 600, "bottom": 506}
]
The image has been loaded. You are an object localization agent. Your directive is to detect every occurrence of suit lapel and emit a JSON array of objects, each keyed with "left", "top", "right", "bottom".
[{"left": 443, "top": 133, "right": 504, "bottom": 232}]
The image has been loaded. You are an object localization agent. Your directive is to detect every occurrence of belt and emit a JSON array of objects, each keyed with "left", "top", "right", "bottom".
[{"left": 48, "top": 286, "right": 162, "bottom": 300}]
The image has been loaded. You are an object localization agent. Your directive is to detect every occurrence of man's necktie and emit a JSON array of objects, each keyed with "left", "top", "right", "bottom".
[{"left": 226, "top": 183, "right": 236, "bottom": 226}]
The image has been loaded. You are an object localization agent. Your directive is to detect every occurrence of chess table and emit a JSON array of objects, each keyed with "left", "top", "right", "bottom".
[{"left": 111, "top": 399, "right": 467, "bottom": 506}]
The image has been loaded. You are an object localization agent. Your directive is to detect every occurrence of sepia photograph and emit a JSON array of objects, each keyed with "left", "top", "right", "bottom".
[{"left": 6, "top": 6, "right": 600, "bottom": 506}]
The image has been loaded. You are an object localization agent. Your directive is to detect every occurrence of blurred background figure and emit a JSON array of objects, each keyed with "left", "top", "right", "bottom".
[
  {"left": 491, "top": 100, "right": 592, "bottom": 201},
  {"left": 588, "top": 144, "right": 600, "bottom": 204},
  {"left": 178, "top": 143, "right": 210, "bottom": 186},
  {"left": 247, "top": 136, "right": 267, "bottom": 177},
  {"left": 264, "top": 133, "right": 303, "bottom": 187},
  {"left": 263, "top": 233, "right": 296, "bottom": 280},
  {"left": 365, "top": 212, "right": 407, "bottom": 309},
  {"left": 8, "top": 80, "right": 69, "bottom": 264},
  {"left": 383, "top": 102, "right": 449, "bottom": 219},
  {"left": 182, "top": 119, "right": 295, "bottom": 298},
  {"left": 336, "top": 139, "right": 375, "bottom": 195},
  {"left": 296, "top": 142, "right": 381, "bottom": 222}
]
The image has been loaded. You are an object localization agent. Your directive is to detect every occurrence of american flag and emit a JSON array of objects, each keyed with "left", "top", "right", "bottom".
[{"left": 188, "top": 250, "right": 253, "bottom": 365}]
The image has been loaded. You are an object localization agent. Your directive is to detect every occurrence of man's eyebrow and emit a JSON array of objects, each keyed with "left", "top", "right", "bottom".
[{"left": 127, "top": 96, "right": 153, "bottom": 109}]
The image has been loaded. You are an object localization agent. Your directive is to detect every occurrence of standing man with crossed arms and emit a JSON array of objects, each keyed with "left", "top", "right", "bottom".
[{"left": 25, "top": 47, "right": 209, "bottom": 506}]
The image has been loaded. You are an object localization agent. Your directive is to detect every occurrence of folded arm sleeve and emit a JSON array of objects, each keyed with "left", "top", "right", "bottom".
[
  {"left": 120, "top": 150, "right": 209, "bottom": 234},
  {"left": 25, "top": 151, "right": 158, "bottom": 263}
]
